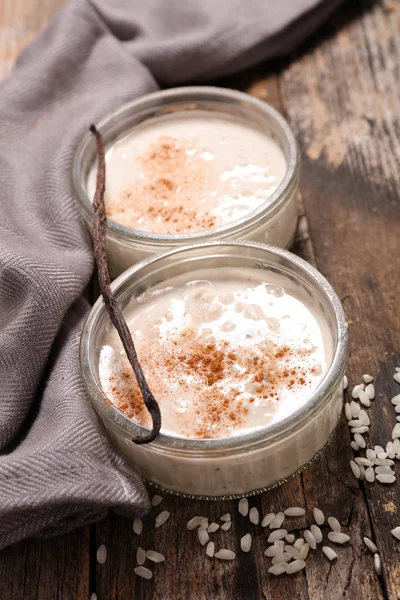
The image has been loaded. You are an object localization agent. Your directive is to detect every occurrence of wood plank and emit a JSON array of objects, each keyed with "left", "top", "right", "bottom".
[{"left": 279, "top": 1, "right": 400, "bottom": 598}]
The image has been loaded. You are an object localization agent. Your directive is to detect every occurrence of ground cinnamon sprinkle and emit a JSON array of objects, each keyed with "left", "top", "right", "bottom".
[
  {"left": 105, "top": 136, "right": 219, "bottom": 234},
  {"left": 103, "top": 328, "right": 313, "bottom": 439}
]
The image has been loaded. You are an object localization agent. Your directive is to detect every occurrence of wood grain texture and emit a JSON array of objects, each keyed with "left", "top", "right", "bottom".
[{"left": 2, "top": 0, "right": 400, "bottom": 598}]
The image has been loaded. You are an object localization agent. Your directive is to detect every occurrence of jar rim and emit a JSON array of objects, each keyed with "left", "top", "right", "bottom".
[
  {"left": 72, "top": 86, "right": 300, "bottom": 245},
  {"left": 80, "top": 240, "right": 348, "bottom": 454}
]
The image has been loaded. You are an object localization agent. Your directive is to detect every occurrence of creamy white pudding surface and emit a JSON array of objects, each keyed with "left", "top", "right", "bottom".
[
  {"left": 99, "top": 268, "right": 331, "bottom": 439},
  {"left": 87, "top": 111, "right": 287, "bottom": 235}
]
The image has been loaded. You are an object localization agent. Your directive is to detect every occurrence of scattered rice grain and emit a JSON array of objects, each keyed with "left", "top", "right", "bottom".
[
  {"left": 285, "top": 545, "right": 301, "bottom": 559},
  {"left": 391, "top": 394, "right": 400, "bottom": 405},
  {"left": 294, "top": 538, "right": 305, "bottom": 550},
  {"left": 354, "top": 433, "right": 366, "bottom": 448},
  {"left": 375, "top": 466, "right": 395, "bottom": 475},
  {"left": 151, "top": 495, "right": 163, "bottom": 507},
  {"left": 367, "top": 448, "right": 376, "bottom": 461},
  {"left": 348, "top": 419, "right": 363, "bottom": 427},
  {"left": 220, "top": 513, "right": 231, "bottom": 522},
  {"left": 208, "top": 522, "right": 220, "bottom": 533},
  {"left": 350, "top": 460, "right": 361, "bottom": 478},
  {"left": 187, "top": 516, "right": 204, "bottom": 530},
  {"left": 328, "top": 532, "right": 350, "bottom": 544},
  {"left": 313, "top": 507, "right": 325, "bottom": 525},
  {"left": 363, "top": 536, "right": 378, "bottom": 553},
  {"left": 345, "top": 403, "right": 352, "bottom": 420},
  {"left": 285, "top": 534, "right": 295, "bottom": 544},
  {"left": 343, "top": 375, "right": 348, "bottom": 389},
  {"left": 376, "top": 474, "right": 396, "bottom": 484},
  {"left": 310, "top": 524, "right": 323, "bottom": 544},
  {"left": 365, "top": 383, "right": 375, "bottom": 399},
  {"left": 146, "top": 550, "right": 165, "bottom": 563},
  {"left": 133, "top": 518, "right": 143, "bottom": 536},
  {"left": 214, "top": 549, "right": 236, "bottom": 560},
  {"left": 270, "top": 512, "right": 285, "bottom": 529},
  {"left": 206, "top": 541, "right": 215, "bottom": 557},
  {"left": 351, "top": 401, "right": 361, "bottom": 418},
  {"left": 155, "top": 511, "right": 170, "bottom": 528},
  {"left": 377, "top": 452, "right": 388, "bottom": 459},
  {"left": 328, "top": 517, "right": 341, "bottom": 532},
  {"left": 359, "top": 391, "right": 371, "bottom": 407},
  {"left": 268, "top": 529, "right": 288, "bottom": 543},
  {"left": 391, "top": 526, "right": 400, "bottom": 540},
  {"left": 363, "top": 374, "right": 373, "bottom": 383},
  {"left": 299, "top": 543, "right": 310, "bottom": 560},
  {"left": 374, "top": 553, "right": 382, "bottom": 576},
  {"left": 284, "top": 507, "right": 305, "bottom": 517},
  {"left": 221, "top": 521, "right": 232, "bottom": 531},
  {"left": 322, "top": 546, "right": 338, "bottom": 561},
  {"left": 136, "top": 547, "right": 146, "bottom": 565},
  {"left": 365, "top": 467, "right": 375, "bottom": 482},
  {"left": 352, "top": 384, "right": 364, "bottom": 399},
  {"left": 198, "top": 528, "right": 209, "bottom": 546},
  {"left": 249, "top": 507, "right": 259, "bottom": 525},
  {"left": 350, "top": 441, "right": 360, "bottom": 451},
  {"left": 261, "top": 513, "right": 275, "bottom": 528},
  {"left": 238, "top": 498, "right": 249, "bottom": 517},
  {"left": 240, "top": 533, "right": 252, "bottom": 553},
  {"left": 268, "top": 563, "right": 287, "bottom": 576},
  {"left": 351, "top": 426, "right": 369, "bottom": 434},
  {"left": 359, "top": 410, "right": 370, "bottom": 426},
  {"left": 304, "top": 529, "right": 317, "bottom": 550},
  {"left": 271, "top": 552, "right": 291, "bottom": 565},
  {"left": 264, "top": 545, "right": 284, "bottom": 557},
  {"left": 355, "top": 457, "right": 373, "bottom": 467},
  {"left": 134, "top": 566, "right": 153, "bottom": 580},
  {"left": 286, "top": 560, "right": 306, "bottom": 574},
  {"left": 393, "top": 373, "right": 400, "bottom": 384},
  {"left": 374, "top": 458, "right": 394, "bottom": 466},
  {"left": 96, "top": 544, "right": 107, "bottom": 565},
  {"left": 386, "top": 442, "right": 395, "bottom": 459}
]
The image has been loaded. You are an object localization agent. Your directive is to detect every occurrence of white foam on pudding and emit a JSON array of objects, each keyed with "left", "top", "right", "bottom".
[
  {"left": 87, "top": 111, "right": 287, "bottom": 235},
  {"left": 99, "top": 267, "right": 332, "bottom": 439}
]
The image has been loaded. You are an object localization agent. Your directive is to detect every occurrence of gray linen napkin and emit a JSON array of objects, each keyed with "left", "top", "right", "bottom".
[{"left": 0, "top": 0, "right": 343, "bottom": 549}]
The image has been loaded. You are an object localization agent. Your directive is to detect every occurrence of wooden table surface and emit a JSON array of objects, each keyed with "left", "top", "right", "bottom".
[{"left": 1, "top": 0, "right": 400, "bottom": 598}]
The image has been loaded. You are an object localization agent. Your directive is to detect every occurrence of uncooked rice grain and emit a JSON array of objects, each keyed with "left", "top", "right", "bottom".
[
  {"left": 133, "top": 518, "right": 143, "bottom": 536},
  {"left": 365, "top": 384, "right": 375, "bottom": 399},
  {"left": 187, "top": 516, "right": 204, "bottom": 530},
  {"left": 304, "top": 530, "right": 317, "bottom": 550},
  {"left": 365, "top": 467, "right": 375, "bottom": 482},
  {"left": 285, "top": 545, "right": 301, "bottom": 559},
  {"left": 151, "top": 495, "right": 163, "bottom": 507},
  {"left": 366, "top": 449, "right": 376, "bottom": 460},
  {"left": 155, "top": 511, "right": 170, "bottom": 528},
  {"left": 392, "top": 395, "right": 400, "bottom": 405},
  {"left": 359, "top": 410, "right": 370, "bottom": 426},
  {"left": 136, "top": 547, "right": 146, "bottom": 565},
  {"left": 261, "top": 513, "right": 275, "bottom": 528},
  {"left": 391, "top": 526, "right": 400, "bottom": 540},
  {"left": 374, "top": 445, "right": 384, "bottom": 453},
  {"left": 284, "top": 507, "right": 305, "bottom": 517},
  {"left": 355, "top": 457, "right": 373, "bottom": 467},
  {"left": 206, "top": 542, "right": 215, "bottom": 557},
  {"left": 90, "top": 594, "right": 97, "bottom": 600},
  {"left": 363, "top": 536, "right": 378, "bottom": 553},
  {"left": 214, "top": 549, "right": 235, "bottom": 560},
  {"left": 294, "top": 538, "right": 305, "bottom": 550},
  {"left": 363, "top": 374, "right": 373, "bottom": 383},
  {"left": 351, "top": 441, "right": 360, "bottom": 451},
  {"left": 352, "top": 384, "right": 364, "bottom": 399},
  {"left": 238, "top": 498, "right": 249, "bottom": 517},
  {"left": 208, "top": 522, "right": 220, "bottom": 533},
  {"left": 393, "top": 373, "right": 400, "bottom": 384},
  {"left": 359, "top": 391, "right": 371, "bottom": 407},
  {"left": 198, "top": 528, "right": 210, "bottom": 546},
  {"left": 375, "top": 466, "right": 394, "bottom": 475},
  {"left": 350, "top": 460, "right": 361, "bottom": 478},
  {"left": 374, "top": 553, "right": 382, "bottom": 576},
  {"left": 299, "top": 543, "right": 310, "bottom": 560},
  {"left": 274, "top": 540, "right": 285, "bottom": 549},
  {"left": 268, "top": 529, "right": 288, "bottom": 543},
  {"left": 351, "top": 426, "right": 369, "bottom": 434},
  {"left": 271, "top": 552, "right": 291, "bottom": 565},
  {"left": 146, "top": 550, "right": 165, "bottom": 563},
  {"left": 220, "top": 513, "right": 231, "bottom": 522},
  {"left": 376, "top": 474, "right": 396, "bottom": 483},
  {"left": 393, "top": 424, "right": 400, "bottom": 440},
  {"left": 328, "top": 532, "right": 350, "bottom": 544},
  {"left": 394, "top": 439, "right": 400, "bottom": 454},
  {"left": 134, "top": 566, "right": 153, "bottom": 580},
  {"left": 377, "top": 452, "right": 388, "bottom": 459},
  {"left": 348, "top": 419, "right": 363, "bottom": 427},
  {"left": 343, "top": 375, "right": 348, "bottom": 389},
  {"left": 286, "top": 560, "right": 306, "bottom": 574},
  {"left": 97, "top": 545, "right": 107, "bottom": 565},
  {"left": 354, "top": 433, "right": 366, "bottom": 448},
  {"left": 386, "top": 442, "right": 395, "bottom": 458},
  {"left": 249, "top": 507, "right": 259, "bottom": 525},
  {"left": 345, "top": 403, "right": 352, "bottom": 421},
  {"left": 285, "top": 534, "right": 295, "bottom": 544},
  {"left": 351, "top": 401, "right": 361, "bottom": 418},
  {"left": 313, "top": 507, "right": 325, "bottom": 525},
  {"left": 270, "top": 512, "right": 285, "bottom": 529},
  {"left": 310, "top": 524, "right": 323, "bottom": 544},
  {"left": 322, "top": 546, "right": 338, "bottom": 561},
  {"left": 268, "top": 564, "right": 287, "bottom": 576},
  {"left": 240, "top": 534, "right": 252, "bottom": 553},
  {"left": 264, "top": 545, "right": 284, "bottom": 557},
  {"left": 221, "top": 521, "right": 232, "bottom": 531},
  {"left": 358, "top": 464, "right": 365, "bottom": 480},
  {"left": 328, "top": 517, "right": 341, "bottom": 532},
  {"left": 374, "top": 458, "right": 394, "bottom": 466}
]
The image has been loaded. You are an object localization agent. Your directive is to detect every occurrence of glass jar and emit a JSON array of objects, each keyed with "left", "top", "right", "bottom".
[
  {"left": 73, "top": 87, "right": 300, "bottom": 277},
  {"left": 80, "top": 241, "right": 348, "bottom": 499}
]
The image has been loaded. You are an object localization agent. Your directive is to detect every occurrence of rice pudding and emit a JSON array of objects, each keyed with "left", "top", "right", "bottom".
[
  {"left": 99, "top": 267, "right": 331, "bottom": 439},
  {"left": 87, "top": 111, "right": 287, "bottom": 235}
]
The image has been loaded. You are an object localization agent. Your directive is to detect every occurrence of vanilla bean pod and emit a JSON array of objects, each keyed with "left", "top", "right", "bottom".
[{"left": 90, "top": 124, "right": 161, "bottom": 444}]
